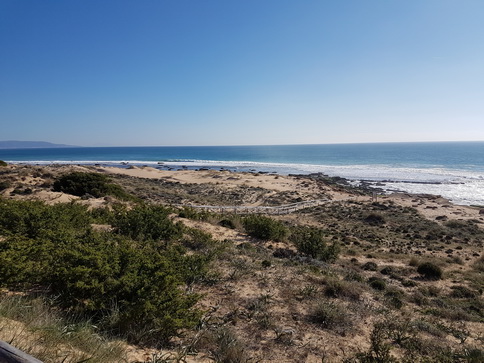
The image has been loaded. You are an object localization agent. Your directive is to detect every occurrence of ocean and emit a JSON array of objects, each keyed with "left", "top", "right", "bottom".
[{"left": 2, "top": 142, "right": 484, "bottom": 206}]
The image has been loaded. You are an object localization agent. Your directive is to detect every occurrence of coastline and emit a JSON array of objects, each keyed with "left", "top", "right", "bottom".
[
  {"left": 2, "top": 141, "right": 484, "bottom": 206},
  {"left": 4, "top": 158, "right": 484, "bottom": 206},
  {"left": 2, "top": 163, "right": 483, "bottom": 226}
]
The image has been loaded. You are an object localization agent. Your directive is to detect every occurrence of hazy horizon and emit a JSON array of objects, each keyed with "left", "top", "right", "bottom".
[{"left": 2, "top": 139, "right": 484, "bottom": 150}]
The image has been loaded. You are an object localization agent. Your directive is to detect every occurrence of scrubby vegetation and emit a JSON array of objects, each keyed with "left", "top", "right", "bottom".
[
  {"left": 0, "top": 198, "right": 213, "bottom": 345},
  {"left": 0, "top": 160, "right": 7, "bottom": 167},
  {"left": 417, "top": 261, "right": 443, "bottom": 280},
  {"left": 1, "top": 166, "right": 483, "bottom": 362},
  {"left": 53, "top": 171, "right": 135, "bottom": 200},
  {"left": 289, "top": 225, "right": 339, "bottom": 261},
  {"left": 242, "top": 214, "right": 288, "bottom": 241}
]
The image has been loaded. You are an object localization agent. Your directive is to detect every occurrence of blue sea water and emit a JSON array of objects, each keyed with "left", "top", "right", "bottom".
[{"left": 2, "top": 142, "right": 484, "bottom": 206}]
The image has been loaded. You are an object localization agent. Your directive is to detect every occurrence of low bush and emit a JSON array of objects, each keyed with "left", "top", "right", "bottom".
[
  {"left": 368, "top": 277, "right": 386, "bottom": 290},
  {"left": 290, "top": 225, "right": 339, "bottom": 262},
  {"left": 449, "top": 285, "right": 478, "bottom": 299},
  {"left": 219, "top": 218, "right": 236, "bottom": 229},
  {"left": 242, "top": 215, "right": 288, "bottom": 241},
  {"left": 362, "top": 261, "right": 378, "bottom": 271},
  {"left": 0, "top": 160, "right": 7, "bottom": 167},
  {"left": 417, "top": 262, "right": 443, "bottom": 280},
  {"left": 310, "top": 301, "right": 353, "bottom": 334},
  {"left": 473, "top": 256, "right": 484, "bottom": 272},
  {"left": 195, "top": 327, "right": 250, "bottom": 363},
  {"left": 112, "top": 203, "right": 183, "bottom": 242},
  {"left": 363, "top": 213, "right": 386, "bottom": 226},
  {"left": 0, "top": 181, "right": 10, "bottom": 191},
  {"left": 178, "top": 207, "right": 213, "bottom": 221},
  {"left": 324, "top": 278, "right": 362, "bottom": 301},
  {"left": 0, "top": 199, "right": 208, "bottom": 345},
  {"left": 384, "top": 288, "right": 405, "bottom": 309},
  {"left": 53, "top": 172, "right": 133, "bottom": 200}
]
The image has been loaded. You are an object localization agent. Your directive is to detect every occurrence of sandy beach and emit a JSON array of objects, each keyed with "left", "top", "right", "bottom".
[{"left": 6, "top": 163, "right": 480, "bottom": 222}]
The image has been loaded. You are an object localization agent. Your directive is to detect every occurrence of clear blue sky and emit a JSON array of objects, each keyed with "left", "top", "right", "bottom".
[{"left": 1, "top": 0, "right": 483, "bottom": 146}]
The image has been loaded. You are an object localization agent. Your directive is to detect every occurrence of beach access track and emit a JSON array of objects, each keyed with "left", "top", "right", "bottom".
[{"left": 177, "top": 198, "right": 355, "bottom": 215}]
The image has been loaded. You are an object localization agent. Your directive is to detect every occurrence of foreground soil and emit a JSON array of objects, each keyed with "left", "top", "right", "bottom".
[{"left": 1, "top": 164, "right": 483, "bottom": 362}]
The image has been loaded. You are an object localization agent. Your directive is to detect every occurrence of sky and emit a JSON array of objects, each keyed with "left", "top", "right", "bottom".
[{"left": 1, "top": 0, "right": 483, "bottom": 147}]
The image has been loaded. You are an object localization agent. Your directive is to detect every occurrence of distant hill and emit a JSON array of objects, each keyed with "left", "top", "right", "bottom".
[{"left": 0, "top": 141, "right": 78, "bottom": 149}]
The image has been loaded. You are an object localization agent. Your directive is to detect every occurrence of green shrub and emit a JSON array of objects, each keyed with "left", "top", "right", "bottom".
[
  {"left": 195, "top": 327, "right": 250, "bottom": 363},
  {"left": 242, "top": 215, "right": 288, "bottom": 241},
  {"left": 348, "top": 321, "right": 398, "bottom": 363},
  {"left": 53, "top": 172, "right": 133, "bottom": 200},
  {"left": 473, "top": 256, "right": 484, "bottom": 272},
  {"left": 368, "top": 277, "right": 386, "bottom": 290},
  {"left": 290, "top": 225, "right": 339, "bottom": 262},
  {"left": 362, "top": 261, "right": 378, "bottom": 271},
  {"left": 417, "top": 262, "right": 443, "bottom": 280},
  {"left": 219, "top": 218, "right": 236, "bottom": 229},
  {"left": 0, "top": 160, "right": 7, "bottom": 167},
  {"left": 178, "top": 207, "right": 212, "bottom": 221},
  {"left": 324, "top": 277, "right": 362, "bottom": 301},
  {"left": 445, "top": 220, "right": 469, "bottom": 229},
  {"left": 182, "top": 228, "right": 215, "bottom": 251},
  {"left": 363, "top": 213, "right": 386, "bottom": 226},
  {"left": 449, "top": 285, "right": 478, "bottom": 299},
  {"left": 112, "top": 204, "right": 183, "bottom": 242},
  {"left": 261, "top": 259, "right": 272, "bottom": 268},
  {"left": 310, "top": 301, "right": 353, "bottom": 334},
  {"left": 0, "top": 181, "right": 11, "bottom": 191},
  {"left": 0, "top": 199, "right": 92, "bottom": 239},
  {"left": 0, "top": 199, "right": 207, "bottom": 345}
]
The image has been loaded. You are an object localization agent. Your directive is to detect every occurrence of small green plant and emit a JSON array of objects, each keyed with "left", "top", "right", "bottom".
[
  {"left": 243, "top": 215, "right": 288, "bottom": 241},
  {"left": 178, "top": 206, "right": 213, "bottom": 221},
  {"left": 417, "top": 262, "right": 443, "bottom": 280},
  {"left": 362, "top": 261, "right": 378, "bottom": 271},
  {"left": 261, "top": 259, "right": 272, "bottom": 268},
  {"left": 368, "top": 277, "right": 386, "bottom": 290},
  {"left": 290, "top": 225, "right": 339, "bottom": 262},
  {"left": 297, "top": 285, "right": 319, "bottom": 300},
  {"left": 0, "top": 181, "right": 11, "bottom": 191},
  {"left": 219, "top": 218, "right": 237, "bottom": 229},
  {"left": 0, "top": 160, "right": 7, "bottom": 167},
  {"left": 310, "top": 301, "right": 353, "bottom": 334},
  {"left": 473, "top": 255, "right": 484, "bottom": 272},
  {"left": 449, "top": 285, "right": 478, "bottom": 299},
  {"left": 347, "top": 321, "right": 398, "bottom": 362},
  {"left": 344, "top": 270, "right": 364, "bottom": 283},
  {"left": 363, "top": 213, "right": 386, "bottom": 226},
  {"left": 195, "top": 327, "right": 250, "bottom": 363}
]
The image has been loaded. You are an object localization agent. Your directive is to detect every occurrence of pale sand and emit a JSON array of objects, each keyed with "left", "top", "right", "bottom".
[
  {"left": 98, "top": 166, "right": 299, "bottom": 192},
  {"left": 98, "top": 165, "right": 483, "bottom": 224},
  {"left": 2, "top": 164, "right": 482, "bottom": 224}
]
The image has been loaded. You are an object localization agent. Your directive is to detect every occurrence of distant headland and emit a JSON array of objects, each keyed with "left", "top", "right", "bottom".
[{"left": 0, "top": 141, "right": 78, "bottom": 149}]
